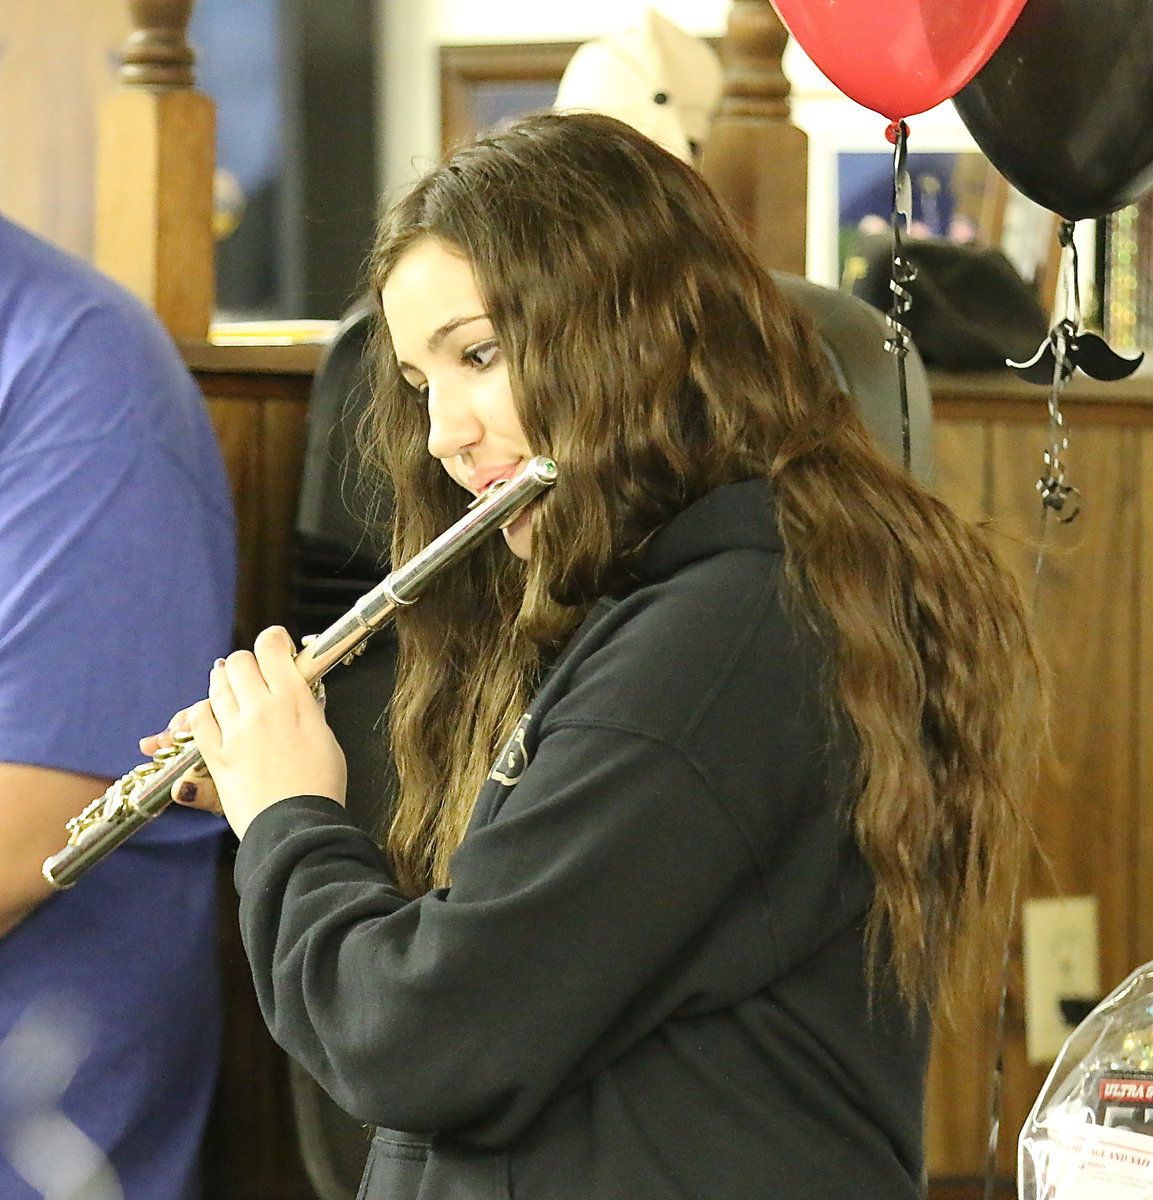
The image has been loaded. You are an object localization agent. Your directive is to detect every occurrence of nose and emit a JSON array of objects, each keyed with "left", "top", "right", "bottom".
[{"left": 425, "top": 381, "right": 481, "bottom": 462}]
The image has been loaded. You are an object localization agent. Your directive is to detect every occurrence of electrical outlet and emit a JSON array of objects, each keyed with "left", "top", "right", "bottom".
[{"left": 1022, "top": 895, "right": 1100, "bottom": 1065}]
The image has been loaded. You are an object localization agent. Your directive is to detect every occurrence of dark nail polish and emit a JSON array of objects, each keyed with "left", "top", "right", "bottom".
[{"left": 177, "top": 782, "right": 198, "bottom": 804}]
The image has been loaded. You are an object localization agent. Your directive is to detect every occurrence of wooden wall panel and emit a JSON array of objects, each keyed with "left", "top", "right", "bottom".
[
  {"left": 931, "top": 419, "right": 990, "bottom": 524},
  {"left": 925, "top": 1014, "right": 1002, "bottom": 1178},
  {"left": 992, "top": 421, "right": 1140, "bottom": 1175},
  {"left": 926, "top": 394, "right": 1148, "bottom": 1187},
  {"left": 992, "top": 422, "right": 1139, "bottom": 932},
  {"left": 925, "top": 417, "right": 1002, "bottom": 1181},
  {"left": 202, "top": 379, "right": 310, "bottom": 648},
  {"left": 192, "top": 362, "right": 1153, "bottom": 1198},
  {"left": 196, "top": 368, "right": 317, "bottom": 1200},
  {"left": 205, "top": 396, "right": 263, "bottom": 645},
  {"left": 256, "top": 398, "right": 309, "bottom": 638},
  {"left": 204, "top": 877, "right": 317, "bottom": 1200}
]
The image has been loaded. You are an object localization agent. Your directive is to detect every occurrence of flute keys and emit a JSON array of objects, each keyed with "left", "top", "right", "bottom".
[
  {"left": 65, "top": 792, "right": 112, "bottom": 838},
  {"left": 62, "top": 725, "right": 201, "bottom": 845},
  {"left": 341, "top": 642, "right": 367, "bottom": 668},
  {"left": 301, "top": 628, "right": 366, "bottom": 670}
]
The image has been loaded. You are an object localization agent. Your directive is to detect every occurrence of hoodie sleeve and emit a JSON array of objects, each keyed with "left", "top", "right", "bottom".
[
  {"left": 234, "top": 721, "right": 766, "bottom": 1146},
  {"left": 233, "top": 541, "right": 855, "bottom": 1150}
]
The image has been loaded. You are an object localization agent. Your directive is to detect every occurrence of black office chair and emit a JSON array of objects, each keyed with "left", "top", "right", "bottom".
[
  {"left": 284, "top": 297, "right": 389, "bottom": 1200},
  {"left": 284, "top": 277, "right": 934, "bottom": 1200},
  {"left": 287, "top": 297, "right": 397, "bottom": 840},
  {"left": 774, "top": 272, "right": 933, "bottom": 484}
]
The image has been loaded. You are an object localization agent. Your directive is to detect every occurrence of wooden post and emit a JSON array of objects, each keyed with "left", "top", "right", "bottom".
[
  {"left": 94, "top": 0, "right": 215, "bottom": 338},
  {"left": 701, "top": 0, "right": 808, "bottom": 277}
]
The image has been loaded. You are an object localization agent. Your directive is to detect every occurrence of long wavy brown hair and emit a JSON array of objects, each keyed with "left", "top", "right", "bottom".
[{"left": 362, "top": 112, "right": 1041, "bottom": 1010}]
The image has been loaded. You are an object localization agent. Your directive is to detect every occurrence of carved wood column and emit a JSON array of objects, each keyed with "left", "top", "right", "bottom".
[
  {"left": 94, "top": 0, "right": 215, "bottom": 337},
  {"left": 701, "top": 0, "right": 808, "bottom": 277}
]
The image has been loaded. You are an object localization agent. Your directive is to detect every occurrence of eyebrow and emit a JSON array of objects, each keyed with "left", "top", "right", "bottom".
[{"left": 427, "top": 313, "right": 489, "bottom": 351}]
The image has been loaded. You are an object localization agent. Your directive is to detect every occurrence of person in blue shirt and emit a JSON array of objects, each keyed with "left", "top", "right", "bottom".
[{"left": 0, "top": 214, "right": 236, "bottom": 1200}]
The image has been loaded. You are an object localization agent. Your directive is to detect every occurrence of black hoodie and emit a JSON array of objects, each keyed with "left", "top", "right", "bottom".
[{"left": 234, "top": 478, "right": 929, "bottom": 1200}]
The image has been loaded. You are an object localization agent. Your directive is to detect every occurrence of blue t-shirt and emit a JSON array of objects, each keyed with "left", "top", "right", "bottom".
[{"left": 0, "top": 216, "right": 236, "bottom": 1200}]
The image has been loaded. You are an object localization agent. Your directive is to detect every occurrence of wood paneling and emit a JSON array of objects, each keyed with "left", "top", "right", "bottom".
[
  {"left": 204, "top": 868, "right": 317, "bottom": 1200},
  {"left": 200, "top": 369, "right": 312, "bottom": 648},
  {"left": 194, "top": 353, "right": 318, "bottom": 1200},
  {"left": 1137, "top": 429, "right": 1153, "bottom": 971},
  {"left": 185, "top": 313, "right": 1153, "bottom": 1195},
  {"left": 926, "top": 379, "right": 1153, "bottom": 1184}
]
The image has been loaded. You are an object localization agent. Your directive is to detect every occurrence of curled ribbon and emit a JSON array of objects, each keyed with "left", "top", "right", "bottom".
[{"left": 884, "top": 119, "right": 914, "bottom": 469}]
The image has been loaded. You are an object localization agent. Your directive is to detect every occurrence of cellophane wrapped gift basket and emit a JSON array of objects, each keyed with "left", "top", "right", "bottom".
[{"left": 1020, "top": 961, "right": 1153, "bottom": 1199}]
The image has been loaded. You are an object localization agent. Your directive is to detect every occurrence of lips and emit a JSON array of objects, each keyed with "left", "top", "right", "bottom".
[{"left": 470, "top": 463, "right": 523, "bottom": 497}]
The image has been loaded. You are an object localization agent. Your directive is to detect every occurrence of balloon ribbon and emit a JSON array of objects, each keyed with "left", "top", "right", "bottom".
[
  {"left": 883, "top": 119, "right": 914, "bottom": 470},
  {"left": 1008, "top": 221, "right": 1142, "bottom": 522},
  {"left": 1009, "top": 219, "right": 1143, "bottom": 385}
]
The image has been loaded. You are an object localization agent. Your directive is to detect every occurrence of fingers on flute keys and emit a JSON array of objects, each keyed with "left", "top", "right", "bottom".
[{"left": 171, "top": 760, "right": 223, "bottom": 814}]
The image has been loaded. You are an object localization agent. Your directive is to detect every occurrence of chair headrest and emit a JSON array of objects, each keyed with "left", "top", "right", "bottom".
[{"left": 771, "top": 272, "right": 933, "bottom": 485}]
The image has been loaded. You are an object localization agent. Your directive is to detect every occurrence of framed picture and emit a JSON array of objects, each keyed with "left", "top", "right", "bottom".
[
  {"left": 439, "top": 43, "right": 581, "bottom": 154},
  {"left": 780, "top": 43, "right": 999, "bottom": 287},
  {"left": 795, "top": 110, "right": 989, "bottom": 287},
  {"left": 835, "top": 147, "right": 992, "bottom": 289}
]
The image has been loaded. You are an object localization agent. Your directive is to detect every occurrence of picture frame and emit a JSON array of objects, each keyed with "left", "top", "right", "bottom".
[
  {"left": 434, "top": 40, "right": 1065, "bottom": 311},
  {"left": 790, "top": 96, "right": 987, "bottom": 287},
  {"left": 833, "top": 146, "right": 994, "bottom": 288},
  {"left": 439, "top": 42, "right": 581, "bottom": 154}
]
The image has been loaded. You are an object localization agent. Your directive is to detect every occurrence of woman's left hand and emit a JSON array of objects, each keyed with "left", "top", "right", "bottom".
[{"left": 178, "top": 626, "right": 347, "bottom": 839}]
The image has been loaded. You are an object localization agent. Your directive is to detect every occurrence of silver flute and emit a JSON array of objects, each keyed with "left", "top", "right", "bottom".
[{"left": 42, "top": 456, "right": 558, "bottom": 890}]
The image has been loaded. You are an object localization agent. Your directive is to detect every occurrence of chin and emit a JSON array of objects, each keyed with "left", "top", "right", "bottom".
[{"left": 501, "top": 511, "right": 534, "bottom": 560}]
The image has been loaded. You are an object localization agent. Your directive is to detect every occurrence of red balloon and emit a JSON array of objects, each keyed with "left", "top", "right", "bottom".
[{"left": 771, "top": 0, "right": 1030, "bottom": 120}]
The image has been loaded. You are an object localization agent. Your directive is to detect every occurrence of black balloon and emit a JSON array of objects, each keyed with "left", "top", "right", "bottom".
[{"left": 953, "top": 0, "right": 1153, "bottom": 220}]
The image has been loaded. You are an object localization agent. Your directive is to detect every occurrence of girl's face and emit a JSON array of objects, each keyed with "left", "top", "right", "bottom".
[{"left": 382, "top": 238, "right": 535, "bottom": 559}]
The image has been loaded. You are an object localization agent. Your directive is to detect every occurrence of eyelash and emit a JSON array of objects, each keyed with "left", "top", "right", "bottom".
[
  {"left": 404, "top": 339, "right": 500, "bottom": 400},
  {"left": 462, "top": 339, "right": 500, "bottom": 370}
]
